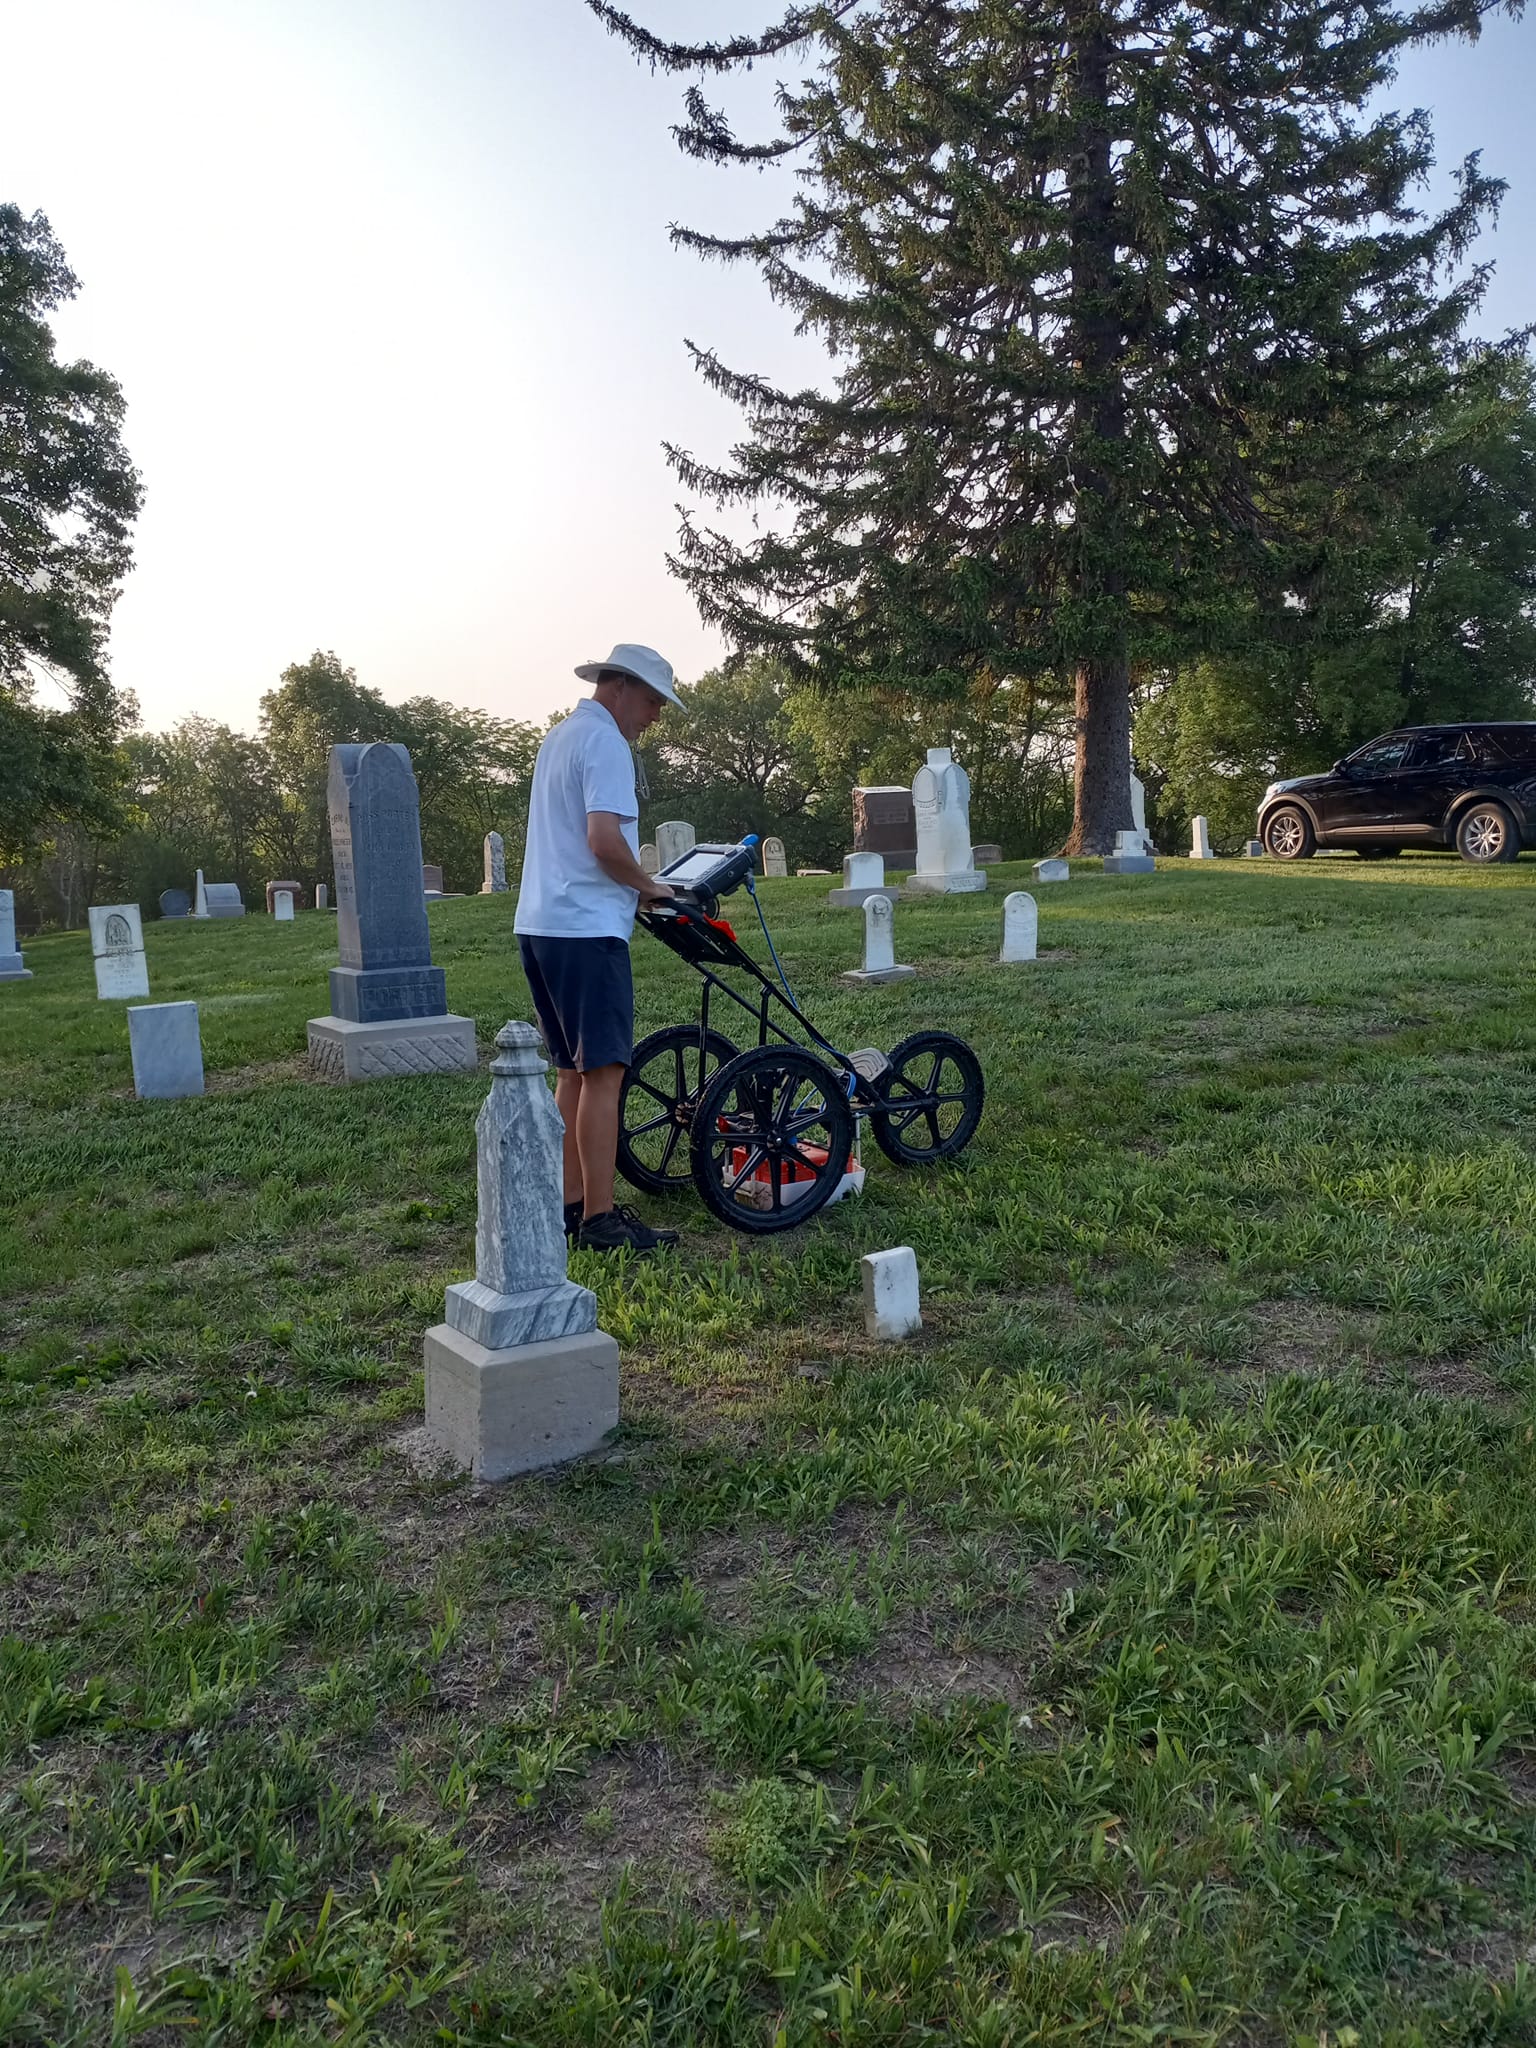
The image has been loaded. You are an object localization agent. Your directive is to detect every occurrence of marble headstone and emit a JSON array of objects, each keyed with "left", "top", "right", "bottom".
[
  {"left": 159, "top": 888, "right": 191, "bottom": 920},
  {"left": 128, "top": 1001, "right": 204, "bottom": 1099},
  {"left": 1245, "top": 839, "right": 1264, "bottom": 858},
  {"left": 862, "top": 1245, "right": 921, "bottom": 1341},
  {"left": 829, "top": 851, "right": 890, "bottom": 908},
  {"left": 203, "top": 883, "right": 245, "bottom": 918},
  {"left": 1129, "top": 768, "right": 1155, "bottom": 855},
  {"left": 422, "top": 863, "right": 445, "bottom": 896},
  {"left": 274, "top": 890, "right": 295, "bottom": 922},
  {"left": 638, "top": 843, "right": 660, "bottom": 877},
  {"left": 761, "top": 836, "right": 787, "bottom": 878},
  {"left": 265, "top": 879, "right": 304, "bottom": 914},
  {"left": 424, "top": 1021, "right": 619, "bottom": 1480},
  {"left": 906, "top": 749, "right": 986, "bottom": 894},
  {"left": 655, "top": 821, "right": 696, "bottom": 872},
  {"left": 1033, "top": 858, "right": 1070, "bottom": 883},
  {"left": 1103, "top": 830, "right": 1156, "bottom": 876},
  {"left": 308, "top": 742, "right": 476, "bottom": 1081},
  {"left": 193, "top": 870, "right": 208, "bottom": 918},
  {"left": 1190, "top": 816, "right": 1214, "bottom": 860},
  {"left": 0, "top": 890, "right": 31, "bottom": 981},
  {"left": 1000, "top": 891, "right": 1038, "bottom": 963},
  {"left": 841, "top": 893, "right": 915, "bottom": 985},
  {"left": 90, "top": 905, "right": 150, "bottom": 1000},
  {"left": 316, "top": 883, "right": 330, "bottom": 910},
  {"left": 482, "top": 831, "right": 508, "bottom": 894}
]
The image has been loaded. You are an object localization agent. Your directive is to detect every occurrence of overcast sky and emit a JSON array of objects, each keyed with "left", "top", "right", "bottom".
[{"left": 5, "top": 1, "right": 1532, "bottom": 737}]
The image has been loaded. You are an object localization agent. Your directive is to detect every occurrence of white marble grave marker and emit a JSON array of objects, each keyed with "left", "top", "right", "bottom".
[
  {"left": 89, "top": 905, "right": 150, "bottom": 1000},
  {"left": 0, "top": 890, "right": 31, "bottom": 982},
  {"left": 1000, "top": 891, "right": 1038, "bottom": 963},
  {"left": 906, "top": 749, "right": 985, "bottom": 894},
  {"left": 829, "top": 851, "right": 889, "bottom": 906},
  {"left": 761, "top": 836, "right": 787, "bottom": 878},
  {"left": 841, "top": 893, "right": 915, "bottom": 985},
  {"left": 1103, "top": 831, "right": 1155, "bottom": 876},
  {"left": 655, "top": 821, "right": 696, "bottom": 871},
  {"left": 316, "top": 883, "right": 329, "bottom": 910},
  {"left": 862, "top": 1246, "right": 921, "bottom": 1340},
  {"left": 1033, "top": 858, "right": 1069, "bottom": 883},
  {"left": 274, "top": 890, "right": 295, "bottom": 921},
  {"left": 424, "top": 1022, "right": 620, "bottom": 1480},
  {"left": 482, "top": 831, "right": 508, "bottom": 893},
  {"left": 638, "top": 843, "right": 660, "bottom": 877},
  {"left": 128, "top": 1001, "right": 204, "bottom": 1099},
  {"left": 1190, "top": 816, "right": 1214, "bottom": 860},
  {"left": 193, "top": 870, "right": 208, "bottom": 918}
]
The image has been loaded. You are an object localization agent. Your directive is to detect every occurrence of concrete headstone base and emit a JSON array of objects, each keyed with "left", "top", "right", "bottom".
[
  {"left": 424, "top": 1323, "right": 621, "bottom": 1481},
  {"left": 903, "top": 871, "right": 986, "bottom": 895},
  {"left": 827, "top": 885, "right": 901, "bottom": 908},
  {"left": 307, "top": 1012, "right": 477, "bottom": 1082},
  {"left": 840, "top": 963, "right": 917, "bottom": 985},
  {"left": 0, "top": 958, "right": 32, "bottom": 981},
  {"left": 1102, "top": 853, "right": 1156, "bottom": 875}
]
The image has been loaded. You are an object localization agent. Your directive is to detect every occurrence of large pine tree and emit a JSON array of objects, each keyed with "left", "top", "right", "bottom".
[{"left": 589, "top": 0, "right": 1511, "bottom": 850}]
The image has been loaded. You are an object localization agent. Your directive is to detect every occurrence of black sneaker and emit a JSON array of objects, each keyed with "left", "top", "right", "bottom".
[
  {"left": 577, "top": 1205, "right": 680, "bottom": 1255},
  {"left": 564, "top": 1199, "right": 584, "bottom": 1244}
]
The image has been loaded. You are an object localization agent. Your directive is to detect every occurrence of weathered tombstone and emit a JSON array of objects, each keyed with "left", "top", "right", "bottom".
[
  {"left": 128, "top": 1001, "right": 204, "bottom": 1100},
  {"left": 0, "top": 890, "right": 32, "bottom": 981},
  {"left": 424, "top": 1021, "right": 619, "bottom": 1479},
  {"left": 315, "top": 883, "right": 330, "bottom": 910},
  {"left": 1190, "top": 817, "right": 1215, "bottom": 860},
  {"left": 1129, "top": 767, "right": 1155, "bottom": 854},
  {"left": 265, "top": 879, "right": 305, "bottom": 914},
  {"left": 655, "top": 821, "right": 696, "bottom": 871},
  {"left": 761, "top": 836, "right": 787, "bottom": 878},
  {"left": 972, "top": 843, "right": 1003, "bottom": 865},
  {"left": 797, "top": 868, "right": 832, "bottom": 877},
  {"left": 422, "top": 863, "right": 445, "bottom": 896},
  {"left": 905, "top": 749, "right": 986, "bottom": 894},
  {"left": 482, "top": 831, "right": 508, "bottom": 894},
  {"left": 273, "top": 890, "right": 295, "bottom": 922},
  {"left": 203, "top": 883, "right": 244, "bottom": 918},
  {"left": 89, "top": 905, "right": 150, "bottom": 1000},
  {"left": 158, "top": 888, "right": 191, "bottom": 920},
  {"left": 638, "top": 843, "right": 661, "bottom": 877},
  {"left": 307, "top": 742, "right": 477, "bottom": 1082},
  {"left": 1245, "top": 839, "right": 1264, "bottom": 858},
  {"left": 1033, "top": 858, "right": 1070, "bottom": 883},
  {"left": 862, "top": 1246, "right": 921, "bottom": 1340},
  {"left": 841, "top": 893, "right": 915, "bottom": 985},
  {"left": 193, "top": 870, "right": 208, "bottom": 918},
  {"left": 1000, "top": 891, "right": 1038, "bottom": 963},
  {"left": 853, "top": 786, "right": 917, "bottom": 869},
  {"left": 829, "top": 850, "right": 890, "bottom": 908},
  {"left": 1103, "top": 830, "right": 1156, "bottom": 876}
]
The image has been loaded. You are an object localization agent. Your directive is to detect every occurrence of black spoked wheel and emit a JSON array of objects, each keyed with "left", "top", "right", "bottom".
[
  {"left": 871, "top": 1031, "right": 985, "bottom": 1167},
  {"left": 690, "top": 1046, "right": 855, "bottom": 1235},
  {"left": 618, "top": 1027, "right": 739, "bottom": 1195}
]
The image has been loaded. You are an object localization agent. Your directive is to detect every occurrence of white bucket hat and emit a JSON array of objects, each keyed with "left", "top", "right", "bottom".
[{"left": 574, "top": 642, "right": 685, "bottom": 710}]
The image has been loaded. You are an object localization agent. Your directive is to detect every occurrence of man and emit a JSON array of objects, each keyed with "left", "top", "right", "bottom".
[{"left": 515, "top": 643, "right": 682, "bottom": 1254}]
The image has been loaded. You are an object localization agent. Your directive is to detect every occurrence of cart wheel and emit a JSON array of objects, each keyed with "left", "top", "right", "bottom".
[
  {"left": 870, "top": 1031, "right": 985, "bottom": 1166},
  {"left": 618, "top": 1027, "right": 739, "bottom": 1195},
  {"left": 689, "top": 1046, "right": 855, "bottom": 1235}
]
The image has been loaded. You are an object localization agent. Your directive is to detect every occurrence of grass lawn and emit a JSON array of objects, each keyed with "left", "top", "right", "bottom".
[{"left": 3, "top": 855, "right": 1536, "bottom": 2046}]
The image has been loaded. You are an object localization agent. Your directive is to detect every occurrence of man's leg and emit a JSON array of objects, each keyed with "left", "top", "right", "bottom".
[
  {"left": 554, "top": 1068, "right": 585, "bottom": 1208},
  {"left": 575, "top": 1062, "right": 625, "bottom": 1220}
]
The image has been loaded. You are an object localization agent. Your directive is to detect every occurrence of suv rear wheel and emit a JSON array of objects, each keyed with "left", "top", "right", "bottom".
[
  {"left": 1263, "top": 805, "right": 1315, "bottom": 860},
  {"left": 1455, "top": 802, "right": 1519, "bottom": 864}
]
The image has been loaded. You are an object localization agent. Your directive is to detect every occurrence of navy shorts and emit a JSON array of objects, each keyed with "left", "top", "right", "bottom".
[{"left": 518, "top": 935, "right": 634, "bottom": 1072}]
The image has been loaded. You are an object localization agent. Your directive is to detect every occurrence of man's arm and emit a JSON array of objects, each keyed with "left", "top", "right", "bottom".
[{"left": 588, "top": 812, "right": 673, "bottom": 904}]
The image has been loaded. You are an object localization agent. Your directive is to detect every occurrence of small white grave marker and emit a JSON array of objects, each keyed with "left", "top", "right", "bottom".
[
  {"left": 841, "top": 893, "right": 915, "bottom": 985},
  {"left": 762, "top": 836, "right": 787, "bottom": 878},
  {"left": 1245, "top": 839, "right": 1264, "bottom": 857},
  {"left": 829, "top": 850, "right": 889, "bottom": 906},
  {"left": 89, "top": 905, "right": 150, "bottom": 1000},
  {"left": 273, "top": 890, "right": 295, "bottom": 922},
  {"left": 1033, "top": 858, "right": 1069, "bottom": 883},
  {"left": 862, "top": 1246, "right": 921, "bottom": 1341},
  {"left": 1000, "top": 891, "right": 1038, "bottom": 962},
  {"left": 638, "top": 843, "right": 660, "bottom": 876},
  {"left": 128, "top": 1001, "right": 204, "bottom": 1099},
  {"left": 316, "top": 883, "right": 329, "bottom": 910},
  {"left": 1190, "top": 816, "right": 1214, "bottom": 860}
]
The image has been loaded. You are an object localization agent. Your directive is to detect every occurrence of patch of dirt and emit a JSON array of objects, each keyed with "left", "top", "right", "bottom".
[
  {"left": 1245, "top": 1299, "right": 1355, "bottom": 1378},
  {"left": 844, "top": 1643, "right": 1036, "bottom": 1715},
  {"left": 1243, "top": 1300, "right": 1511, "bottom": 1408},
  {"left": 205, "top": 1054, "right": 317, "bottom": 1093},
  {"left": 471, "top": 1742, "right": 731, "bottom": 1961}
]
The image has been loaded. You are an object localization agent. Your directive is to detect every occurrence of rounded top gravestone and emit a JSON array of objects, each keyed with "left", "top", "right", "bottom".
[{"left": 159, "top": 889, "right": 191, "bottom": 919}]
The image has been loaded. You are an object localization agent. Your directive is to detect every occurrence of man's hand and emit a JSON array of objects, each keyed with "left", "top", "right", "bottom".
[
  {"left": 638, "top": 877, "right": 676, "bottom": 908},
  {"left": 588, "top": 811, "right": 674, "bottom": 900}
]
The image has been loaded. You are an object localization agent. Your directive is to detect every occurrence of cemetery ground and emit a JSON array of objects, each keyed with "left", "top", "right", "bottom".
[{"left": 4, "top": 860, "right": 1536, "bottom": 2048}]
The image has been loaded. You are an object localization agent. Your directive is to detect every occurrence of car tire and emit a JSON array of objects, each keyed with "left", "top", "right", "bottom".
[
  {"left": 1263, "top": 804, "right": 1315, "bottom": 860},
  {"left": 1455, "top": 802, "right": 1520, "bottom": 864}
]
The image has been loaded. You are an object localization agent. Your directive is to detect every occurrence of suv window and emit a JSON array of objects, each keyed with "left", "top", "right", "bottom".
[
  {"left": 1408, "top": 731, "right": 1474, "bottom": 769},
  {"left": 1348, "top": 735, "right": 1415, "bottom": 777},
  {"left": 1477, "top": 727, "right": 1536, "bottom": 767}
]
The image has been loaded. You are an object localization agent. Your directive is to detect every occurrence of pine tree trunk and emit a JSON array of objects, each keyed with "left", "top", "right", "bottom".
[{"left": 1060, "top": 5, "right": 1133, "bottom": 858}]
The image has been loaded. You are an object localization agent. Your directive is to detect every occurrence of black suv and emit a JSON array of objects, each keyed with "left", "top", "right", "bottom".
[{"left": 1257, "top": 724, "right": 1536, "bottom": 864}]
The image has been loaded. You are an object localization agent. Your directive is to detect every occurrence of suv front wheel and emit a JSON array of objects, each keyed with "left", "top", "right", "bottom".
[
  {"left": 1264, "top": 804, "right": 1315, "bottom": 860},
  {"left": 1455, "top": 802, "right": 1520, "bottom": 864}
]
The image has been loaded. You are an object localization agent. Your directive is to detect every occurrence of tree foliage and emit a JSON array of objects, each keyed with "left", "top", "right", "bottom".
[{"left": 591, "top": 0, "right": 1514, "bottom": 850}]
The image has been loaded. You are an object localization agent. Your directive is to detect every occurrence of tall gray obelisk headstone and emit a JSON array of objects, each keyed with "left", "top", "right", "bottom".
[
  {"left": 307, "top": 743, "right": 477, "bottom": 1081},
  {"left": 481, "top": 831, "right": 508, "bottom": 894},
  {"left": 0, "top": 891, "right": 31, "bottom": 981},
  {"left": 424, "top": 1022, "right": 620, "bottom": 1479}
]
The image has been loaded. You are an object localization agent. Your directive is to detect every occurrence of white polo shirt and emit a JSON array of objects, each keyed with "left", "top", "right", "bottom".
[{"left": 514, "top": 698, "right": 641, "bottom": 940}]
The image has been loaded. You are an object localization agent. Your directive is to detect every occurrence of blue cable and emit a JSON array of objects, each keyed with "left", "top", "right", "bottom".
[{"left": 744, "top": 874, "right": 799, "bottom": 1009}]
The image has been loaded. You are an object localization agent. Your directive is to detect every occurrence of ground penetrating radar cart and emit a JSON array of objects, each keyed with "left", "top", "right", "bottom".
[{"left": 619, "top": 837, "right": 985, "bottom": 1235}]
